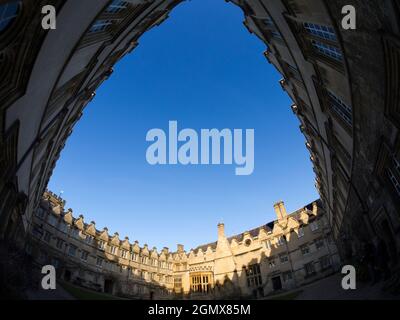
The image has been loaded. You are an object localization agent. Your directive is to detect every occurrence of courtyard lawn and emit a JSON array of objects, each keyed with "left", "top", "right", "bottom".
[
  {"left": 265, "top": 290, "right": 303, "bottom": 300},
  {"left": 59, "top": 281, "right": 125, "bottom": 300}
]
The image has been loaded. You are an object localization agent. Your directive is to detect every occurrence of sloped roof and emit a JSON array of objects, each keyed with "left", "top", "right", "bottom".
[{"left": 191, "top": 200, "right": 321, "bottom": 253}]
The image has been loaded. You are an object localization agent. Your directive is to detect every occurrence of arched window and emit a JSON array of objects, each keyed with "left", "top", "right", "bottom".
[{"left": 0, "top": 1, "right": 20, "bottom": 33}]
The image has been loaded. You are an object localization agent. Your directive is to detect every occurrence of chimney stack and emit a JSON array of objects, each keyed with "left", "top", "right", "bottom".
[
  {"left": 312, "top": 201, "right": 318, "bottom": 215},
  {"left": 218, "top": 223, "right": 225, "bottom": 238},
  {"left": 273, "top": 200, "right": 287, "bottom": 220}
]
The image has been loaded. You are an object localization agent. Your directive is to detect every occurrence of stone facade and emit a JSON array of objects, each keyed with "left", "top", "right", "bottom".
[
  {"left": 29, "top": 191, "right": 340, "bottom": 299},
  {"left": 31, "top": 191, "right": 175, "bottom": 299}
]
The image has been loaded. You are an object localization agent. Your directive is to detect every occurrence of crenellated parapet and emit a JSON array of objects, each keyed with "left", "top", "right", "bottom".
[
  {"left": 182, "top": 201, "right": 322, "bottom": 259},
  {"left": 41, "top": 190, "right": 174, "bottom": 261},
  {"left": 30, "top": 192, "right": 339, "bottom": 298}
]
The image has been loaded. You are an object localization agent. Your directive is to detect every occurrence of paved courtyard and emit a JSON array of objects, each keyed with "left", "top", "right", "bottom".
[
  {"left": 25, "top": 285, "right": 74, "bottom": 300},
  {"left": 292, "top": 273, "right": 398, "bottom": 300}
]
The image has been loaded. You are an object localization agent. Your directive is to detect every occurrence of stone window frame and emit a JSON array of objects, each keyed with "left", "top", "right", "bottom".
[
  {"left": 310, "top": 220, "right": 319, "bottom": 232},
  {"left": 43, "top": 230, "right": 52, "bottom": 243},
  {"left": 251, "top": 14, "right": 285, "bottom": 45},
  {"left": 277, "top": 235, "right": 286, "bottom": 246},
  {"left": 245, "top": 264, "right": 263, "bottom": 288},
  {"left": 319, "top": 255, "right": 332, "bottom": 270},
  {"left": 110, "top": 245, "right": 118, "bottom": 255},
  {"left": 190, "top": 272, "right": 213, "bottom": 293},
  {"left": 313, "top": 75, "right": 353, "bottom": 135},
  {"left": 56, "top": 238, "right": 64, "bottom": 249},
  {"left": 303, "top": 22, "right": 337, "bottom": 41},
  {"left": 120, "top": 249, "right": 128, "bottom": 259},
  {"left": 96, "top": 257, "right": 103, "bottom": 267},
  {"left": 279, "top": 253, "right": 289, "bottom": 264},
  {"left": 68, "top": 244, "right": 77, "bottom": 257},
  {"left": 78, "top": 0, "right": 153, "bottom": 49},
  {"left": 268, "top": 258, "right": 276, "bottom": 268},
  {"left": 383, "top": 34, "right": 400, "bottom": 128},
  {"left": 314, "top": 237, "right": 325, "bottom": 250},
  {"left": 282, "top": 270, "right": 293, "bottom": 282},
  {"left": 304, "top": 261, "right": 316, "bottom": 277},
  {"left": 0, "top": 0, "right": 26, "bottom": 48},
  {"left": 300, "top": 244, "right": 310, "bottom": 255},
  {"left": 373, "top": 139, "right": 400, "bottom": 209},
  {"left": 282, "top": 12, "right": 345, "bottom": 74},
  {"left": 81, "top": 250, "right": 89, "bottom": 261}
]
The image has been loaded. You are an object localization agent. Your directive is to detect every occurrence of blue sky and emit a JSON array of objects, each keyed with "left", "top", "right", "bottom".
[{"left": 48, "top": 0, "right": 318, "bottom": 251}]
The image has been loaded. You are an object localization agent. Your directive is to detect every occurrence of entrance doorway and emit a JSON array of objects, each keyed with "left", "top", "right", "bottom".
[
  {"left": 64, "top": 270, "right": 71, "bottom": 282},
  {"left": 104, "top": 279, "right": 114, "bottom": 294},
  {"left": 272, "top": 276, "right": 282, "bottom": 291}
]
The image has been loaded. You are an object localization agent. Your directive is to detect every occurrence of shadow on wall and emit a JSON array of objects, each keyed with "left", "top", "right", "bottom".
[{"left": 183, "top": 248, "right": 339, "bottom": 300}]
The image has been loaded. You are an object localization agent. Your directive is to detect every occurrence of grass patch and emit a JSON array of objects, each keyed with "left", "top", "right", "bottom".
[{"left": 59, "top": 281, "right": 125, "bottom": 300}]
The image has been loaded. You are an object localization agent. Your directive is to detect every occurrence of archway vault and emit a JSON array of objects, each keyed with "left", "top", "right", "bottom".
[{"left": 1, "top": 0, "right": 400, "bottom": 269}]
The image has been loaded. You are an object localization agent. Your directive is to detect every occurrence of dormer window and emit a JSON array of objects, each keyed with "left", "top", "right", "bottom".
[
  {"left": 277, "top": 236, "right": 286, "bottom": 246},
  {"left": 110, "top": 246, "right": 117, "bottom": 255},
  {"left": 98, "top": 240, "right": 106, "bottom": 250},
  {"left": 310, "top": 221, "right": 319, "bottom": 232},
  {"left": 279, "top": 253, "right": 289, "bottom": 263},
  {"left": 131, "top": 252, "right": 138, "bottom": 261},
  {"left": 36, "top": 208, "right": 45, "bottom": 219},
  {"left": 71, "top": 228, "right": 80, "bottom": 239},
  {"left": 141, "top": 256, "right": 149, "bottom": 265},
  {"left": 85, "top": 235, "right": 93, "bottom": 244}
]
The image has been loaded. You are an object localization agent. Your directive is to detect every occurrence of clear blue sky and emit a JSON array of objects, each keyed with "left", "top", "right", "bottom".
[{"left": 48, "top": 0, "right": 318, "bottom": 252}]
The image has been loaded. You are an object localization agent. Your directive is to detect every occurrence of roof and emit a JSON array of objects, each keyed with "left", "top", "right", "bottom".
[{"left": 191, "top": 200, "right": 321, "bottom": 253}]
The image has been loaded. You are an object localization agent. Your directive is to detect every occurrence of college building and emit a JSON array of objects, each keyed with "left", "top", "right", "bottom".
[
  {"left": 1, "top": 0, "right": 400, "bottom": 297},
  {"left": 28, "top": 191, "right": 340, "bottom": 299}
]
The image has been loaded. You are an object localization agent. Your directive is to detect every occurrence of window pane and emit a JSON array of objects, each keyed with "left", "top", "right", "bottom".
[
  {"left": 311, "top": 40, "right": 343, "bottom": 61},
  {"left": 105, "top": 0, "right": 128, "bottom": 13},
  {"left": 327, "top": 90, "right": 352, "bottom": 126},
  {"left": 304, "top": 23, "right": 337, "bottom": 41},
  {"left": 89, "top": 20, "right": 113, "bottom": 33}
]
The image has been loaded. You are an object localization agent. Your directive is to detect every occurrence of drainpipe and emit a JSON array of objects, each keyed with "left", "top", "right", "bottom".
[{"left": 284, "top": 234, "right": 297, "bottom": 288}]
